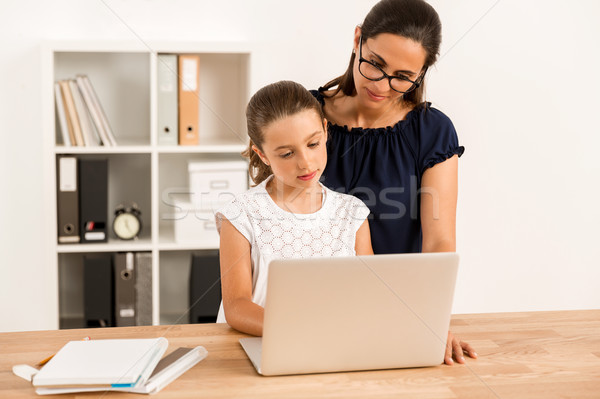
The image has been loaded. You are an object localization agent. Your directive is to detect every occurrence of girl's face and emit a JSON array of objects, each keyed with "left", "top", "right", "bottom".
[
  {"left": 352, "top": 29, "right": 427, "bottom": 109},
  {"left": 253, "top": 109, "right": 327, "bottom": 191}
]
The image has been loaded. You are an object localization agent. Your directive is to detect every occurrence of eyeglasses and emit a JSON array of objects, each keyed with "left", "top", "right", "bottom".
[{"left": 357, "top": 35, "right": 426, "bottom": 94}]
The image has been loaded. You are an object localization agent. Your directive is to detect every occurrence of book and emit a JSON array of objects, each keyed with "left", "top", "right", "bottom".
[
  {"left": 75, "top": 75, "right": 109, "bottom": 146},
  {"left": 54, "top": 83, "right": 71, "bottom": 146},
  {"left": 13, "top": 341, "right": 207, "bottom": 395},
  {"left": 58, "top": 80, "right": 84, "bottom": 146},
  {"left": 32, "top": 338, "right": 168, "bottom": 389},
  {"left": 69, "top": 80, "right": 100, "bottom": 147},
  {"left": 80, "top": 75, "right": 118, "bottom": 146}
]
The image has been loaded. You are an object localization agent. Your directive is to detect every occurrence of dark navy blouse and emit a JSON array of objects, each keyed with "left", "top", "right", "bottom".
[{"left": 311, "top": 90, "right": 465, "bottom": 254}]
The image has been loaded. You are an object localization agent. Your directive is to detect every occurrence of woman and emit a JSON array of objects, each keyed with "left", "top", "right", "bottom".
[{"left": 314, "top": 0, "right": 476, "bottom": 365}]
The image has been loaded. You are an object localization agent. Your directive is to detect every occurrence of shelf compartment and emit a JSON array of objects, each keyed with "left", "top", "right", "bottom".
[
  {"left": 159, "top": 250, "right": 220, "bottom": 325},
  {"left": 54, "top": 51, "right": 151, "bottom": 147}
]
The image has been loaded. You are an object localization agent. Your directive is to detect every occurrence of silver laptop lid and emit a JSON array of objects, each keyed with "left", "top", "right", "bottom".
[{"left": 260, "top": 253, "right": 459, "bottom": 376}]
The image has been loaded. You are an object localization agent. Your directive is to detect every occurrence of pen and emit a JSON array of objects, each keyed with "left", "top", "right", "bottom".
[{"left": 37, "top": 336, "right": 91, "bottom": 367}]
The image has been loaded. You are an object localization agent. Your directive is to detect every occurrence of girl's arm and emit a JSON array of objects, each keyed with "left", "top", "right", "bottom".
[
  {"left": 219, "top": 217, "right": 264, "bottom": 336},
  {"left": 355, "top": 219, "right": 374, "bottom": 255},
  {"left": 420, "top": 154, "right": 477, "bottom": 364}
]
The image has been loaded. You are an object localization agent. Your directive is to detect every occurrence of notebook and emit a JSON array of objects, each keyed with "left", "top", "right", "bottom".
[
  {"left": 34, "top": 346, "right": 208, "bottom": 395},
  {"left": 32, "top": 338, "right": 168, "bottom": 388},
  {"left": 239, "top": 253, "right": 459, "bottom": 376}
]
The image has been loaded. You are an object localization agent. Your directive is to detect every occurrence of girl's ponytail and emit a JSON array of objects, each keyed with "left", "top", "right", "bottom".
[{"left": 242, "top": 140, "right": 272, "bottom": 185}]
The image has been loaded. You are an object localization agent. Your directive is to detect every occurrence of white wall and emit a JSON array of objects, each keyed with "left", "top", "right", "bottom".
[{"left": 1, "top": 0, "right": 598, "bottom": 332}]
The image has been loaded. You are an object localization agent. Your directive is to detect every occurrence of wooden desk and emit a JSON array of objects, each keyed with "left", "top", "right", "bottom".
[{"left": 1, "top": 310, "right": 599, "bottom": 398}]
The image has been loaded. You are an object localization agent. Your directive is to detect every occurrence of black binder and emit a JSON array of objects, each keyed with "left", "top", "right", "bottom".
[
  {"left": 114, "top": 252, "right": 136, "bottom": 327},
  {"left": 56, "top": 156, "right": 80, "bottom": 243},
  {"left": 79, "top": 158, "right": 108, "bottom": 243},
  {"left": 189, "top": 251, "right": 221, "bottom": 323},
  {"left": 84, "top": 254, "right": 114, "bottom": 327}
]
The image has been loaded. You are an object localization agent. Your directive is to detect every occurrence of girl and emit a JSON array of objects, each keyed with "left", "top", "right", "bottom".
[
  {"left": 216, "top": 80, "right": 373, "bottom": 336},
  {"left": 313, "top": 0, "right": 476, "bottom": 364}
]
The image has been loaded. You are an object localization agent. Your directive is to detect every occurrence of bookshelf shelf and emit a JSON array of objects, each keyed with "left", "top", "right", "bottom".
[
  {"left": 55, "top": 145, "right": 153, "bottom": 155},
  {"left": 43, "top": 40, "right": 252, "bottom": 330},
  {"left": 156, "top": 143, "right": 246, "bottom": 154},
  {"left": 56, "top": 237, "right": 154, "bottom": 253}
]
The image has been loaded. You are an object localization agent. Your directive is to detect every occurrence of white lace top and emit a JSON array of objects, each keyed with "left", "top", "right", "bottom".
[{"left": 215, "top": 175, "right": 370, "bottom": 323}]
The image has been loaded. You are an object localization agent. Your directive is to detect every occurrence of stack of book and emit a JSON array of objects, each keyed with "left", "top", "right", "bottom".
[
  {"left": 54, "top": 75, "right": 118, "bottom": 147},
  {"left": 13, "top": 337, "right": 207, "bottom": 395}
]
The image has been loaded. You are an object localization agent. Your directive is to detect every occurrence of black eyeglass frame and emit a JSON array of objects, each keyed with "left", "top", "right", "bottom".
[{"left": 357, "top": 35, "right": 427, "bottom": 94}]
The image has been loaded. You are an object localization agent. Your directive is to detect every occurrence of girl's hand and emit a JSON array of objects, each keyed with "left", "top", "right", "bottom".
[{"left": 445, "top": 331, "right": 477, "bottom": 365}]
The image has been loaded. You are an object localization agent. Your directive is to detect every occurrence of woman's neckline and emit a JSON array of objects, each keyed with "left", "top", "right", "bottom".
[
  {"left": 316, "top": 88, "right": 424, "bottom": 133},
  {"left": 261, "top": 175, "right": 328, "bottom": 217}
]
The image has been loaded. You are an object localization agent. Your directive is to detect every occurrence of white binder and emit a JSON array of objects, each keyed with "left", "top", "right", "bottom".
[{"left": 157, "top": 54, "right": 179, "bottom": 145}]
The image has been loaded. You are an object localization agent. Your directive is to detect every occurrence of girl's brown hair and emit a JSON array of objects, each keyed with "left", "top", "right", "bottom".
[
  {"left": 242, "top": 80, "right": 325, "bottom": 185},
  {"left": 321, "top": 0, "right": 441, "bottom": 106}
]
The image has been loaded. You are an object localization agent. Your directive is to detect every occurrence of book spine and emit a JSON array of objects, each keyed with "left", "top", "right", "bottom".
[
  {"left": 82, "top": 75, "right": 118, "bottom": 146},
  {"left": 76, "top": 76, "right": 110, "bottom": 147},
  {"left": 54, "top": 82, "right": 71, "bottom": 146},
  {"left": 59, "top": 80, "right": 83, "bottom": 146}
]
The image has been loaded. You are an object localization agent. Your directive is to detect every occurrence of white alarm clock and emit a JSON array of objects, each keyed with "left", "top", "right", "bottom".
[{"left": 112, "top": 203, "right": 142, "bottom": 240}]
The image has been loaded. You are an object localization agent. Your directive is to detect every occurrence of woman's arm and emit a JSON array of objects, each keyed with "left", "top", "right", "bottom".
[
  {"left": 420, "top": 155, "right": 477, "bottom": 364},
  {"left": 219, "top": 217, "right": 264, "bottom": 336},
  {"left": 420, "top": 154, "right": 458, "bottom": 253},
  {"left": 355, "top": 219, "right": 374, "bottom": 255}
]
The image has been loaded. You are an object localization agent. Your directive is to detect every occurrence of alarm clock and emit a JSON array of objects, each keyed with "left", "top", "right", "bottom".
[{"left": 113, "top": 203, "right": 142, "bottom": 240}]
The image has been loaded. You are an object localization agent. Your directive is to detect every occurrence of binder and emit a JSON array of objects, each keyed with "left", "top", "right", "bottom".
[
  {"left": 56, "top": 156, "right": 80, "bottom": 243},
  {"left": 79, "top": 158, "right": 108, "bottom": 243},
  {"left": 54, "top": 83, "right": 71, "bottom": 146},
  {"left": 178, "top": 55, "right": 200, "bottom": 146},
  {"left": 114, "top": 252, "right": 136, "bottom": 327},
  {"left": 69, "top": 80, "right": 100, "bottom": 147},
  {"left": 189, "top": 251, "right": 221, "bottom": 323},
  {"left": 59, "top": 80, "right": 84, "bottom": 146},
  {"left": 157, "top": 54, "right": 179, "bottom": 146},
  {"left": 84, "top": 254, "right": 114, "bottom": 327},
  {"left": 135, "top": 252, "right": 153, "bottom": 326}
]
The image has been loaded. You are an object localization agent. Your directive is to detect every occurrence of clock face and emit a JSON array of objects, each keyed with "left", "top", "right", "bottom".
[{"left": 113, "top": 213, "right": 140, "bottom": 240}]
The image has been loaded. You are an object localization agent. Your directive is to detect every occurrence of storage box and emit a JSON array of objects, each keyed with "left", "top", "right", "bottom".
[
  {"left": 173, "top": 200, "right": 219, "bottom": 247},
  {"left": 188, "top": 160, "right": 248, "bottom": 211}
]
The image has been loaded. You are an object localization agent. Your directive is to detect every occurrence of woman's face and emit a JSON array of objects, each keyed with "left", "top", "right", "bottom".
[{"left": 352, "top": 30, "right": 427, "bottom": 110}]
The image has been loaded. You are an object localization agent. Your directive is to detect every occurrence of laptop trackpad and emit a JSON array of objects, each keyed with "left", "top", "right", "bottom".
[{"left": 239, "top": 337, "right": 263, "bottom": 375}]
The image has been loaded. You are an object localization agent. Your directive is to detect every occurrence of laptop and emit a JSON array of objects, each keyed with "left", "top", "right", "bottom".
[{"left": 239, "top": 252, "right": 459, "bottom": 376}]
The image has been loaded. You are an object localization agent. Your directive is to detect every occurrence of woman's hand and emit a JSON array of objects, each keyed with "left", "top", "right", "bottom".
[{"left": 445, "top": 331, "right": 477, "bottom": 365}]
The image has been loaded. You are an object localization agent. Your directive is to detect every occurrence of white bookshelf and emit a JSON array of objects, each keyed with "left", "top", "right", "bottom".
[{"left": 42, "top": 41, "right": 251, "bottom": 329}]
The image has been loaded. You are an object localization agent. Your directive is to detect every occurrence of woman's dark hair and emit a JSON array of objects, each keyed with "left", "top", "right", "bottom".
[
  {"left": 321, "top": 0, "right": 441, "bottom": 106},
  {"left": 242, "top": 80, "right": 325, "bottom": 185}
]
